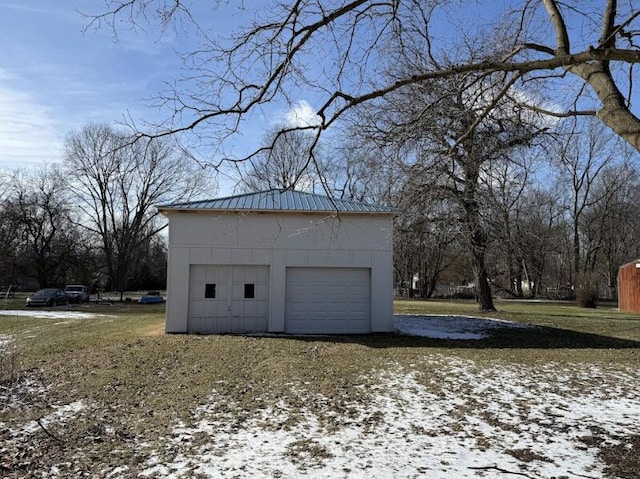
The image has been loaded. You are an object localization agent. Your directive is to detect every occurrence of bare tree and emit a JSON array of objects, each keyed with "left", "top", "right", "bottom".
[
  {"left": 86, "top": 1, "right": 640, "bottom": 165},
  {"left": 553, "top": 118, "right": 618, "bottom": 285},
  {"left": 393, "top": 184, "right": 458, "bottom": 299},
  {"left": 512, "top": 186, "right": 566, "bottom": 298},
  {"left": 0, "top": 171, "right": 20, "bottom": 289},
  {"left": 580, "top": 160, "right": 640, "bottom": 297},
  {"left": 128, "top": 235, "right": 168, "bottom": 291},
  {"left": 239, "top": 126, "right": 325, "bottom": 192},
  {"left": 85, "top": 1, "right": 640, "bottom": 307},
  {"left": 485, "top": 155, "right": 533, "bottom": 297},
  {"left": 64, "top": 123, "right": 205, "bottom": 299},
  {"left": 326, "top": 134, "right": 399, "bottom": 203},
  {"left": 352, "top": 72, "right": 543, "bottom": 310},
  {"left": 4, "top": 167, "right": 83, "bottom": 288}
]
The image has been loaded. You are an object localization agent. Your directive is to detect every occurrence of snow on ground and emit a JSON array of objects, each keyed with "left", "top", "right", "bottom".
[
  {"left": 131, "top": 313, "right": 633, "bottom": 478},
  {"left": 134, "top": 356, "right": 640, "bottom": 479},
  {"left": 0, "top": 310, "right": 114, "bottom": 320},
  {"left": 19, "top": 400, "right": 87, "bottom": 434},
  {"left": 394, "top": 314, "right": 534, "bottom": 339},
  {"left": 0, "top": 334, "right": 13, "bottom": 350}
]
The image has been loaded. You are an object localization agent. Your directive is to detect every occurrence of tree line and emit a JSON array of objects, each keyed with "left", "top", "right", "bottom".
[
  {"left": 243, "top": 113, "right": 640, "bottom": 309},
  {"left": 0, "top": 124, "right": 205, "bottom": 298},
  {"left": 389, "top": 117, "right": 640, "bottom": 306},
  {"left": 2, "top": 113, "right": 638, "bottom": 306}
]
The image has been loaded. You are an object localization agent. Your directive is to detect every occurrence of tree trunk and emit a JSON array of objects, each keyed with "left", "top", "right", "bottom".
[
  {"left": 515, "top": 264, "right": 523, "bottom": 298},
  {"left": 573, "top": 221, "right": 580, "bottom": 280},
  {"left": 461, "top": 160, "right": 496, "bottom": 311},
  {"left": 470, "top": 233, "right": 495, "bottom": 311},
  {"left": 466, "top": 201, "right": 495, "bottom": 310},
  {"left": 421, "top": 263, "right": 436, "bottom": 299}
]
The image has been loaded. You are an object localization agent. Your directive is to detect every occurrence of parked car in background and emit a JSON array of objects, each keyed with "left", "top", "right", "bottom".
[
  {"left": 64, "top": 284, "right": 90, "bottom": 303},
  {"left": 138, "top": 291, "right": 165, "bottom": 304},
  {"left": 26, "top": 289, "right": 69, "bottom": 307}
]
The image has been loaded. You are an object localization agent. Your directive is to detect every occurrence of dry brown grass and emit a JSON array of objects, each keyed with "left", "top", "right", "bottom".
[{"left": 0, "top": 299, "right": 639, "bottom": 477}]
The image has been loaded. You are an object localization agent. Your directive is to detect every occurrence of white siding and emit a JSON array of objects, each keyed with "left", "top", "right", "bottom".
[{"left": 164, "top": 212, "right": 394, "bottom": 334}]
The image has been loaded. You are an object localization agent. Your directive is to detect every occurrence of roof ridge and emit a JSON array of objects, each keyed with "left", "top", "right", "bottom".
[
  {"left": 158, "top": 189, "right": 397, "bottom": 214},
  {"left": 162, "top": 189, "right": 280, "bottom": 207}
]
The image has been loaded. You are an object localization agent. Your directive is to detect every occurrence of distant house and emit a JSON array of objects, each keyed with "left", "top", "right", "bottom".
[
  {"left": 618, "top": 259, "right": 640, "bottom": 313},
  {"left": 157, "top": 189, "right": 396, "bottom": 334}
]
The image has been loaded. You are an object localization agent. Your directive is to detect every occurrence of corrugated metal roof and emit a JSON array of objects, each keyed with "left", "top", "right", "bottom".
[{"left": 158, "top": 189, "right": 396, "bottom": 214}]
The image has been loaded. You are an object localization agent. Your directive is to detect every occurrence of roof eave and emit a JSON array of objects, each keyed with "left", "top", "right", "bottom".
[{"left": 157, "top": 206, "right": 397, "bottom": 215}]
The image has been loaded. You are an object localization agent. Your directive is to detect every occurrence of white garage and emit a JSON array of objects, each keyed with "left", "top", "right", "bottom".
[{"left": 158, "top": 189, "right": 395, "bottom": 335}]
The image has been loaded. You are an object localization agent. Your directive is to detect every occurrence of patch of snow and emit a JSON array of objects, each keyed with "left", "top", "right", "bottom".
[
  {"left": 394, "top": 314, "right": 534, "bottom": 339},
  {"left": 0, "top": 375, "right": 49, "bottom": 416},
  {"left": 105, "top": 466, "right": 129, "bottom": 477},
  {"left": 0, "top": 310, "right": 115, "bottom": 319},
  {"left": 0, "top": 334, "right": 13, "bottom": 351},
  {"left": 21, "top": 400, "right": 87, "bottom": 434},
  {"left": 137, "top": 357, "right": 640, "bottom": 478}
]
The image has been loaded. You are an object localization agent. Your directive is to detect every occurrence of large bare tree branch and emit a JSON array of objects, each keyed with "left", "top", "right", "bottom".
[
  {"left": 89, "top": 0, "right": 640, "bottom": 158},
  {"left": 542, "top": 0, "right": 570, "bottom": 54}
]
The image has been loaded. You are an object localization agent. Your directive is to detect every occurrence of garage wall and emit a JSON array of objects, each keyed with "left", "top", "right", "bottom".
[{"left": 165, "top": 212, "right": 394, "bottom": 333}]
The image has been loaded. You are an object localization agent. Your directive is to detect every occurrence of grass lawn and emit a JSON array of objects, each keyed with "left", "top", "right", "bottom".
[{"left": 1, "top": 298, "right": 639, "bottom": 478}]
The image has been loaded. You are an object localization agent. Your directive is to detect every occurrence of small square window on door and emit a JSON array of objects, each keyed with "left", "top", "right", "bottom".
[
  {"left": 205, "top": 283, "right": 216, "bottom": 299},
  {"left": 244, "top": 284, "right": 255, "bottom": 299}
]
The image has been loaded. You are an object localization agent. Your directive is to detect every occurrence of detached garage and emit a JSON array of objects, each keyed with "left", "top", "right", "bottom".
[{"left": 158, "top": 189, "right": 395, "bottom": 334}]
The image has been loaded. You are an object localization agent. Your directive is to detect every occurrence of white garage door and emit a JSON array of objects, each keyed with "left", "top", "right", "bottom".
[
  {"left": 285, "top": 267, "right": 371, "bottom": 334},
  {"left": 188, "top": 265, "right": 269, "bottom": 334}
]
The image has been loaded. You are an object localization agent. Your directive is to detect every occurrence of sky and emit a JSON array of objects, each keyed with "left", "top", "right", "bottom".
[
  {"left": 0, "top": 0, "right": 319, "bottom": 173},
  {"left": 0, "top": 0, "right": 524, "bottom": 175},
  {"left": 1, "top": 1, "right": 637, "bottom": 177},
  {"left": 0, "top": 1, "right": 156, "bottom": 169}
]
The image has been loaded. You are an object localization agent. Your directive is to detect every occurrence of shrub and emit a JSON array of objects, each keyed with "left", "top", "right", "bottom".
[{"left": 576, "top": 272, "right": 599, "bottom": 308}]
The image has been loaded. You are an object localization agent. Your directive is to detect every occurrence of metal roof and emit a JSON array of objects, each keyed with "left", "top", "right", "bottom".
[{"left": 158, "top": 189, "right": 396, "bottom": 214}]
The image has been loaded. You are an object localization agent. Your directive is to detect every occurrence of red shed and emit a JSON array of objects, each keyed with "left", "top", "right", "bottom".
[{"left": 618, "top": 259, "right": 640, "bottom": 313}]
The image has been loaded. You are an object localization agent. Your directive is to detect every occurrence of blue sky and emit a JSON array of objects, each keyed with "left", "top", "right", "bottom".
[
  {"left": 0, "top": 1, "right": 162, "bottom": 168},
  {"left": 0, "top": 0, "right": 311, "bottom": 172},
  {"left": 2, "top": 1, "right": 637, "bottom": 174}
]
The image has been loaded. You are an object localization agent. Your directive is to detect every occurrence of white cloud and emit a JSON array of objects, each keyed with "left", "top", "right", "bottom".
[
  {"left": 508, "top": 87, "right": 563, "bottom": 129},
  {"left": 0, "top": 72, "right": 65, "bottom": 169},
  {"left": 0, "top": 60, "right": 153, "bottom": 171},
  {"left": 285, "top": 100, "right": 321, "bottom": 128}
]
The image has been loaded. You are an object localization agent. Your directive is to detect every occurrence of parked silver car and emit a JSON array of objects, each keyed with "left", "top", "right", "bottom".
[{"left": 26, "top": 289, "right": 69, "bottom": 307}]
